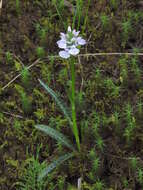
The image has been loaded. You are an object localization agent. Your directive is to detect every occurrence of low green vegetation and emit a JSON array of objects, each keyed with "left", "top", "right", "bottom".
[{"left": 0, "top": 0, "right": 143, "bottom": 189}]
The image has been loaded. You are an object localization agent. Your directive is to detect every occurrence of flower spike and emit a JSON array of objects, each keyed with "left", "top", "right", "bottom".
[{"left": 57, "top": 26, "right": 86, "bottom": 59}]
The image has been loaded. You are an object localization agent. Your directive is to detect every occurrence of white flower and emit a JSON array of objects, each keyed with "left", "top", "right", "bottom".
[
  {"left": 68, "top": 26, "right": 72, "bottom": 32},
  {"left": 59, "top": 50, "right": 70, "bottom": 59},
  {"left": 69, "top": 47, "right": 79, "bottom": 55},
  {"left": 72, "top": 29, "right": 80, "bottom": 37},
  {"left": 57, "top": 40, "right": 67, "bottom": 49},
  {"left": 77, "top": 37, "right": 86, "bottom": 45},
  {"left": 57, "top": 26, "right": 86, "bottom": 59}
]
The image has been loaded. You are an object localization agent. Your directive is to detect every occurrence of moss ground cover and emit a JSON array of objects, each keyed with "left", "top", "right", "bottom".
[{"left": 1, "top": 0, "right": 143, "bottom": 189}]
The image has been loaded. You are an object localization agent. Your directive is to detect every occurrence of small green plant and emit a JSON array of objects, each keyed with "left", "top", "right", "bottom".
[
  {"left": 0, "top": 112, "right": 4, "bottom": 124},
  {"left": 15, "top": 84, "right": 32, "bottom": 114},
  {"left": 128, "top": 10, "right": 142, "bottom": 25},
  {"left": 124, "top": 127, "right": 132, "bottom": 143},
  {"left": 88, "top": 148, "right": 96, "bottom": 160},
  {"left": 131, "top": 57, "right": 141, "bottom": 83},
  {"left": 88, "top": 149, "right": 101, "bottom": 181},
  {"left": 96, "top": 137, "right": 104, "bottom": 151},
  {"left": 5, "top": 51, "right": 13, "bottom": 64},
  {"left": 17, "top": 147, "right": 48, "bottom": 190},
  {"left": 92, "top": 112, "right": 100, "bottom": 136},
  {"left": 137, "top": 99, "right": 143, "bottom": 116},
  {"left": 125, "top": 103, "right": 136, "bottom": 130},
  {"left": 110, "top": 0, "right": 118, "bottom": 9},
  {"left": 100, "top": 14, "right": 110, "bottom": 30},
  {"left": 80, "top": 119, "right": 89, "bottom": 143},
  {"left": 58, "top": 67, "right": 68, "bottom": 84},
  {"left": 39, "top": 62, "right": 52, "bottom": 84},
  {"left": 101, "top": 113, "right": 109, "bottom": 127},
  {"left": 34, "top": 108, "right": 45, "bottom": 122},
  {"left": 35, "top": 24, "right": 47, "bottom": 42},
  {"left": 104, "top": 78, "right": 120, "bottom": 98},
  {"left": 15, "top": 0, "right": 20, "bottom": 15},
  {"left": 119, "top": 57, "right": 128, "bottom": 84},
  {"left": 130, "top": 156, "right": 138, "bottom": 170},
  {"left": 13, "top": 120, "right": 21, "bottom": 130},
  {"left": 122, "top": 178, "right": 129, "bottom": 189},
  {"left": 121, "top": 19, "right": 132, "bottom": 47},
  {"left": 21, "top": 92, "right": 32, "bottom": 114},
  {"left": 112, "top": 111, "right": 120, "bottom": 131},
  {"left": 36, "top": 47, "right": 45, "bottom": 58},
  {"left": 137, "top": 168, "right": 143, "bottom": 186},
  {"left": 57, "top": 175, "right": 66, "bottom": 190},
  {"left": 94, "top": 179, "right": 105, "bottom": 190},
  {"left": 125, "top": 103, "right": 133, "bottom": 122},
  {"left": 95, "top": 68, "right": 102, "bottom": 83},
  {"left": 67, "top": 184, "right": 77, "bottom": 190},
  {"left": 123, "top": 103, "right": 137, "bottom": 143},
  {"left": 21, "top": 67, "right": 31, "bottom": 88},
  {"left": 92, "top": 157, "right": 100, "bottom": 173}
]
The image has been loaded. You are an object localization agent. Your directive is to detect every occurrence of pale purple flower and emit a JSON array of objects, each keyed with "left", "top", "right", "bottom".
[
  {"left": 72, "top": 29, "right": 80, "bottom": 37},
  {"left": 77, "top": 37, "right": 86, "bottom": 45},
  {"left": 57, "top": 26, "right": 86, "bottom": 59},
  {"left": 57, "top": 40, "right": 67, "bottom": 49},
  {"left": 69, "top": 47, "right": 79, "bottom": 55},
  {"left": 59, "top": 50, "right": 70, "bottom": 59}
]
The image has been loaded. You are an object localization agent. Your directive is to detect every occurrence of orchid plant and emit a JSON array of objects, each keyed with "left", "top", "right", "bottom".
[{"left": 35, "top": 26, "right": 86, "bottom": 180}]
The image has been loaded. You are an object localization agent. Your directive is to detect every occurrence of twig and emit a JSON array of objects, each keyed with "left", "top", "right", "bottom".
[
  {"left": 0, "top": 0, "right": 2, "bottom": 9},
  {"left": 78, "top": 52, "right": 143, "bottom": 57},
  {"left": 0, "top": 0, "right": 2, "bottom": 15},
  {"left": 2, "top": 111, "right": 23, "bottom": 119},
  {"left": 13, "top": 54, "right": 25, "bottom": 68},
  {"left": 2, "top": 59, "right": 41, "bottom": 90},
  {"left": 2, "top": 73, "right": 22, "bottom": 90}
]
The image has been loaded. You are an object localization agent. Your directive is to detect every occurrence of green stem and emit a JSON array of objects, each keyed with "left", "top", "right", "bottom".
[
  {"left": 70, "top": 58, "right": 80, "bottom": 151},
  {"left": 53, "top": 1, "right": 66, "bottom": 30},
  {"left": 72, "top": 0, "right": 82, "bottom": 30},
  {"left": 82, "top": 0, "right": 90, "bottom": 34}
]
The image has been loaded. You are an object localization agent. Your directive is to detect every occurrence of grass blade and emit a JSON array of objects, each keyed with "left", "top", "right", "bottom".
[
  {"left": 35, "top": 124, "right": 75, "bottom": 151},
  {"left": 38, "top": 153, "right": 74, "bottom": 180},
  {"left": 38, "top": 79, "right": 72, "bottom": 126}
]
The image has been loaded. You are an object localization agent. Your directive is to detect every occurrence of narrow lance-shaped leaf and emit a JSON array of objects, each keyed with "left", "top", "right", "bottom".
[
  {"left": 38, "top": 79, "right": 72, "bottom": 126},
  {"left": 35, "top": 124, "right": 75, "bottom": 151},
  {"left": 38, "top": 153, "right": 74, "bottom": 180}
]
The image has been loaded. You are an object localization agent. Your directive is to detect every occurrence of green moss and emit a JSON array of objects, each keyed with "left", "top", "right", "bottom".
[{"left": 1, "top": 0, "right": 143, "bottom": 189}]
